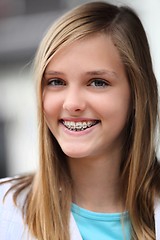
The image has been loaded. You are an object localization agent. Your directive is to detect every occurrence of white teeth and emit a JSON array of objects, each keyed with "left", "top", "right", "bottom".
[
  {"left": 75, "top": 122, "right": 83, "bottom": 129},
  {"left": 87, "top": 121, "right": 93, "bottom": 127},
  {"left": 82, "top": 122, "right": 87, "bottom": 129},
  {"left": 70, "top": 121, "right": 75, "bottom": 130},
  {"left": 62, "top": 120, "right": 97, "bottom": 131}
]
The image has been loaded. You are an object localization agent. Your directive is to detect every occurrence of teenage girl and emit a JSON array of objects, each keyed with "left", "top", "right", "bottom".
[{"left": 0, "top": 2, "right": 160, "bottom": 240}]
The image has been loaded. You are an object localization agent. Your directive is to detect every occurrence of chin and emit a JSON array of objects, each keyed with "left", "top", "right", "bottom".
[
  {"left": 65, "top": 152, "right": 86, "bottom": 159},
  {"left": 62, "top": 148, "right": 89, "bottom": 159}
]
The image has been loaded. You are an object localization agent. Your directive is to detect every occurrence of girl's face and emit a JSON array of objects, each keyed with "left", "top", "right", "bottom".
[{"left": 43, "top": 34, "right": 131, "bottom": 160}]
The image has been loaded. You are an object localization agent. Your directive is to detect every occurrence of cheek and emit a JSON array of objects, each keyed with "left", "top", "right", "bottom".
[
  {"left": 43, "top": 89, "right": 62, "bottom": 109},
  {"left": 113, "top": 97, "right": 131, "bottom": 126},
  {"left": 43, "top": 93, "right": 59, "bottom": 120},
  {"left": 43, "top": 96, "right": 53, "bottom": 117},
  {"left": 102, "top": 90, "right": 131, "bottom": 123},
  {"left": 42, "top": 95, "right": 60, "bottom": 133}
]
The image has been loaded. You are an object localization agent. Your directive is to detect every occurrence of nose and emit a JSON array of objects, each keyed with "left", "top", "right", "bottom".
[{"left": 63, "top": 88, "right": 86, "bottom": 113}]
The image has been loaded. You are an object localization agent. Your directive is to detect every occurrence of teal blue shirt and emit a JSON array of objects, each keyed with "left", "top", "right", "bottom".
[{"left": 71, "top": 203, "right": 131, "bottom": 240}]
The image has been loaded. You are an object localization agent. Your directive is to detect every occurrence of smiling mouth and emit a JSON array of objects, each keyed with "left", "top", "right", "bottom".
[{"left": 60, "top": 120, "right": 100, "bottom": 131}]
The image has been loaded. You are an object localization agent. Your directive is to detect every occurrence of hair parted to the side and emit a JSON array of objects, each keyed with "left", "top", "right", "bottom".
[{"left": 3, "top": 2, "right": 160, "bottom": 240}]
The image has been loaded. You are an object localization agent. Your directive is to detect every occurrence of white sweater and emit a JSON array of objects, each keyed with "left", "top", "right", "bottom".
[
  {"left": 0, "top": 179, "right": 159, "bottom": 240},
  {"left": 0, "top": 179, "right": 82, "bottom": 240}
]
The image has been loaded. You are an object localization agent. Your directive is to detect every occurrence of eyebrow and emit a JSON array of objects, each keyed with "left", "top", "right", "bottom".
[
  {"left": 85, "top": 70, "right": 118, "bottom": 78},
  {"left": 44, "top": 71, "right": 64, "bottom": 76},
  {"left": 44, "top": 69, "right": 118, "bottom": 78}
]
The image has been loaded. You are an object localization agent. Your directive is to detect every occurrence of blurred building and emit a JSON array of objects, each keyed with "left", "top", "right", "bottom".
[
  {"left": 0, "top": 0, "right": 88, "bottom": 177},
  {"left": 0, "top": 0, "right": 160, "bottom": 177}
]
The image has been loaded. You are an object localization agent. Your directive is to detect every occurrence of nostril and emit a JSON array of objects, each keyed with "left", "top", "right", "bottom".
[{"left": 63, "top": 100, "right": 86, "bottom": 112}]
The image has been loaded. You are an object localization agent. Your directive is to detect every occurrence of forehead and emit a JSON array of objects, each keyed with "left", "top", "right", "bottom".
[{"left": 45, "top": 33, "right": 125, "bottom": 75}]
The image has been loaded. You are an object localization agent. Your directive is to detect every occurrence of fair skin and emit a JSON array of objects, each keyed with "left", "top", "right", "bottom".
[{"left": 43, "top": 34, "right": 131, "bottom": 213}]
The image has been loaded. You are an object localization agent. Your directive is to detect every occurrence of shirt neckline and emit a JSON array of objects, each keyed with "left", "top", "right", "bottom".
[{"left": 71, "top": 203, "right": 129, "bottom": 221}]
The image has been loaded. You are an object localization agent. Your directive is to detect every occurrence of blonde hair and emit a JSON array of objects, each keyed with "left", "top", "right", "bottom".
[{"left": 4, "top": 2, "right": 160, "bottom": 240}]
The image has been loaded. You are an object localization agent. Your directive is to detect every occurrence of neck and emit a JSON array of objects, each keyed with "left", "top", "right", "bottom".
[{"left": 68, "top": 154, "right": 124, "bottom": 213}]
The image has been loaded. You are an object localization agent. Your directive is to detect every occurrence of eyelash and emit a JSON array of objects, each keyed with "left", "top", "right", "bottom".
[
  {"left": 47, "top": 78, "right": 109, "bottom": 88},
  {"left": 48, "top": 78, "right": 66, "bottom": 86},
  {"left": 88, "top": 79, "right": 109, "bottom": 88}
]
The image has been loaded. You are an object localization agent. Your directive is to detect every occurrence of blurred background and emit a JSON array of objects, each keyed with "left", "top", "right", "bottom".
[{"left": 0, "top": 0, "right": 160, "bottom": 178}]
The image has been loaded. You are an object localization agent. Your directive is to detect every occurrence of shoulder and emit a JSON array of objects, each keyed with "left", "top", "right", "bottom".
[
  {"left": 0, "top": 177, "right": 18, "bottom": 212},
  {"left": 0, "top": 177, "right": 16, "bottom": 202},
  {"left": 0, "top": 177, "right": 26, "bottom": 209},
  {"left": 155, "top": 197, "right": 160, "bottom": 239},
  {"left": 0, "top": 177, "right": 35, "bottom": 240}
]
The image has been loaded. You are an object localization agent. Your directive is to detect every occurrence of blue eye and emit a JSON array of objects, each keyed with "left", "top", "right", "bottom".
[
  {"left": 48, "top": 78, "right": 66, "bottom": 86},
  {"left": 89, "top": 79, "right": 109, "bottom": 88}
]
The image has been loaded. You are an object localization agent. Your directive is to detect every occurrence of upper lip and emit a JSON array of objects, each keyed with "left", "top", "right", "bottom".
[{"left": 60, "top": 118, "right": 100, "bottom": 122}]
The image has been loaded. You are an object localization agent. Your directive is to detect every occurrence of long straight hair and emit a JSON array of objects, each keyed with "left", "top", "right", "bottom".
[{"left": 5, "top": 2, "right": 160, "bottom": 239}]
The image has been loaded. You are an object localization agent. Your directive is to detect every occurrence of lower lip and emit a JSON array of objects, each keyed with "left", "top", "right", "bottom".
[{"left": 60, "top": 122, "right": 99, "bottom": 136}]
